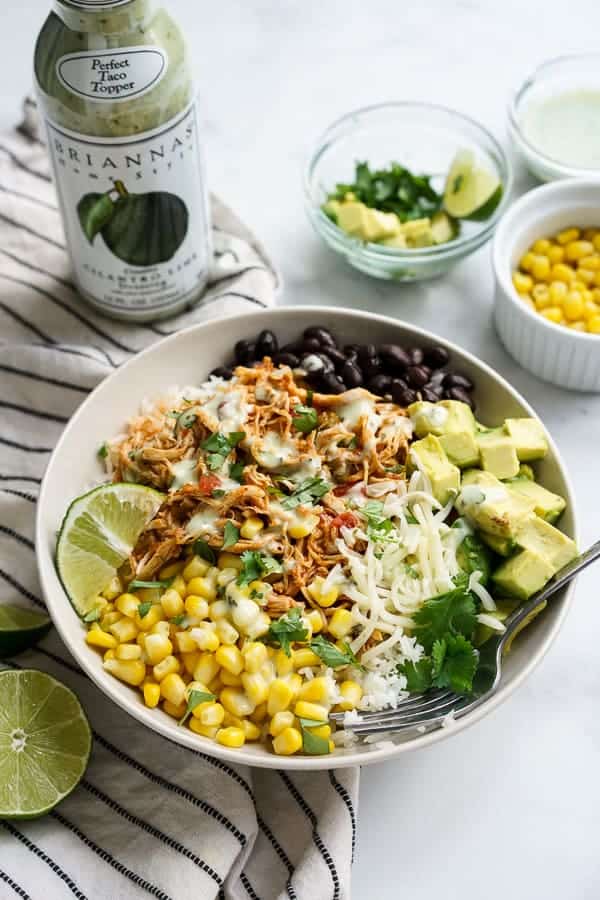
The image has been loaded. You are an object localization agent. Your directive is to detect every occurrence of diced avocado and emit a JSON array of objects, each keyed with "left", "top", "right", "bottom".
[
  {"left": 504, "top": 418, "right": 548, "bottom": 461},
  {"left": 381, "top": 232, "right": 407, "bottom": 248},
  {"left": 516, "top": 463, "right": 535, "bottom": 481},
  {"left": 480, "top": 531, "right": 515, "bottom": 556},
  {"left": 457, "top": 469, "right": 534, "bottom": 538},
  {"left": 401, "top": 217, "right": 434, "bottom": 248},
  {"left": 476, "top": 428, "right": 520, "bottom": 480},
  {"left": 430, "top": 211, "right": 458, "bottom": 245},
  {"left": 456, "top": 532, "right": 493, "bottom": 584},
  {"left": 492, "top": 549, "right": 556, "bottom": 601},
  {"left": 515, "top": 516, "right": 577, "bottom": 571},
  {"left": 371, "top": 209, "right": 401, "bottom": 240},
  {"left": 508, "top": 479, "right": 566, "bottom": 523},
  {"left": 474, "top": 598, "right": 519, "bottom": 646},
  {"left": 336, "top": 201, "right": 402, "bottom": 243},
  {"left": 335, "top": 202, "right": 366, "bottom": 237},
  {"left": 408, "top": 400, "right": 479, "bottom": 468},
  {"left": 323, "top": 199, "right": 341, "bottom": 222},
  {"left": 409, "top": 434, "right": 460, "bottom": 505}
]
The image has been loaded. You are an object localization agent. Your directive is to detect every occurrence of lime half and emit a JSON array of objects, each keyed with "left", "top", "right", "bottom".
[
  {"left": 0, "top": 606, "right": 52, "bottom": 656},
  {"left": 56, "top": 483, "right": 164, "bottom": 619},
  {"left": 0, "top": 669, "right": 91, "bottom": 819},
  {"left": 443, "top": 149, "right": 502, "bottom": 221}
]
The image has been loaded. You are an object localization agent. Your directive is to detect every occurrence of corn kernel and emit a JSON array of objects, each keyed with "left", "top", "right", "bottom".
[
  {"left": 251, "top": 702, "right": 268, "bottom": 723},
  {"left": 231, "top": 597, "right": 260, "bottom": 634},
  {"left": 521, "top": 295, "right": 535, "bottom": 311},
  {"left": 593, "top": 235, "right": 600, "bottom": 253},
  {"left": 273, "top": 649, "right": 293, "bottom": 676},
  {"left": 239, "top": 516, "right": 264, "bottom": 540},
  {"left": 159, "top": 560, "right": 185, "bottom": 580},
  {"left": 189, "top": 719, "right": 219, "bottom": 739},
  {"left": 241, "top": 672, "right": 269, "bottom": 706},
  {"left": 307, "top": 577, "right": 339, "bottom": 608},
  {"left": 268, "top": 678, "right": 294, "bottom": 715},
  {"left": 576, "top": 268, "right": 596, "bottom": 287},
  {"left": 579, "top": 255, "right": 600, "bottom": 271},
  {"left": 242, "top": 641, "right": 268, "bottom": 673},
  {"left": 532, "top": 238, "right": 552, "bottom": 255},
  {"left": 160, "top": 588, "right": 184, "bottom": 618},
  {"left": 218, "top": 552, "right": 243, "bottom": 571},
  {"left": 584, "top": 228, "right": 599, "bottom": 241},
  {"left": 568, "top": 321, "right": 587, "bottom": 331},
  {"left": 242, "top": 720, "right": 261, "bottom": 741},
  {"left": 217, "top": 568, "right": 239, "bottom": 588},
  {"left": 547, "top": 245, "right": 565, "bottom": 264},
  {"left": 162, "top": 699, "right": 187, "bottom": 719},
  {"left": 328, "top": 608, "right": 354, "bottom": 639},
  {"left": 115, "top": 643, "right": 142, "bottom": 661},
  {"left": 183, "top": 556, "right": 211, "bottom": 581},
  {"left": 269, "top": 710, "right": 295, "bottom": 736},
  {"left": 153, "top": 655, "right": 180, "bottom": 681},
  {"left": 550, "top": 262, "right": 576, "bottom": 284},
  {"left": 531, "top": 255, "right": 551, "bottom": 281},
  {"left": 135, "top": 604, "right": 164, "bottom": 631},
  {"left": 150, "top": 620, "right": 171, "bottom": 637},
  {"left": 557, "top": 227, "right": 580, "bottom": 245},
  {"left": 109, "top": 617, "right": 138, "bottom": 643},
  {"left": 565, "top": 240, "right": 594, "bottom": 262},
  {"left": 216, "top": 727, "right": 245, "bottom": 748},
  {"left": 103, "top": 649, "right": 115, "bottom": 661},
  {"left": 184, "top": 595, "right": 209, "bottom": 619},
  {"left": 100, "top": 611, "right": 122, "bottom": 631},
  {"left": 549, "top": 281, "right": 568, "bottom": 304},
  {"left": 298, "top": 677, "right": 329, "bottom": 704},
  {"left": 337, "top": 681, "right": 363, "bottom": 711},
  {"left": 583, "top": 300, "right": 600, "bottom": 321},
  {"left": 292, "top": 649, "right": 321, "bottom": 669},
  {"left": 104, "top": 657, "right": 146, "bottom": 686},
  {"left": 174, "top": 631, "right": 197, "bottom": 654},
  {"left": 531, "top": 284, "right": 551, "bottom": 309},
  {"left": 222, "top": 711, "right": 244, "bottom": 728},
  {"left": 169, "top": 575, "right": 187, "bottom": 597},
  {"left": 209, "top": 599, "right": 229, "bottom": 621},
  {"left": 288, "top": 516, "right": 319, "bottom": 539},
  {"left": 143, "top": 682, "right": 161, "bottom": 708},
  {"left": 160, "top": 672, "right": 187, "bottom": 706},
  {"left": 144, "top": 632, "right": 173, "bottom": 665},
  {"left": 116, "top": 592, "right": 140, "bottom": 618},
  {"left": 180, "top": 650, "right": 200, "bottom": 675},
  {"left": 190, "top": 623, "right": 220, "bottom": 652},
  {"left": 307, "top": 724, "right": 331, "bottom": 740},
  {"left": 86, "top": 627, "right": 117, "bottom": 650},
  {"left": 294, "top": 700, "right": 328, "bottom": 723},
  {"left": 306, "top": 609, "right": 324, "bottom": 635},
  {"left": 286, "top": 673, "right": 302, "bottom": 701},
  {"left": 220, "top": 669, "right": 243, "bottom": 687},
  {"left": 193, "top": 652, "right": 220, "bottom": 685},
  {"left": 102, "top": 576, "right": 122, "bottom": 601},
  {"left": 587, "top": 315, "right": 600, "bottom": 333},
  {"left": 540, "top": 307, "right": 564, "bottom": 324},
  {"left": 196, "top": 702, "right": 225, "bottom": 726},
  {"left": 246, "top": 612, "right": 271, "bottom": 640},
  {"left": 519, "top": 251, "right": 536, "bottom": 271},
  {"left": 216, "top": 645, "right": 244, "bottom": 676},
  {"left": 564, "top": 291, "right": 584, "bottom": 320},
  {"left": 186, "top": 577, "right": 217, "bottom": 602},
  {"left": 273, "top": 727, "right": 302, "bottom": 756}
]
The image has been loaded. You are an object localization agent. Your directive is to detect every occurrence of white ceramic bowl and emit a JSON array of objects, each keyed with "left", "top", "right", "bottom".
[
  {"left": 493, "top": 179, "right": 600, "bottom": 392},
  {"left": 37, "top": 307, "right": 577, "bottom": 770}
]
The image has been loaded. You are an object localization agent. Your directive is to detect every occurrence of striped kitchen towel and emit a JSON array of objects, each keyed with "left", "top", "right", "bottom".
[{"left": 0, "top": 102, "right": 358, "bottom": 900}]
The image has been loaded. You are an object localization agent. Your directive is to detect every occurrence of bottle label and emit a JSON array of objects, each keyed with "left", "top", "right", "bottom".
[
  {"left": 57, "top": 47, "right": 168, "bottom": 103},
  {"left": 43, "top": 103, "right": 210, "bottom": 316}
]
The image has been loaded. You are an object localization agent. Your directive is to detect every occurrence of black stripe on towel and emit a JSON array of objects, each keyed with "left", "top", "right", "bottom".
[
  {"left": 0, "top": 474, "right": 42, "bottom": 484},
  {"left": 0, "top": 868, "right": 31, "bottom": 900},
  {"left": 0, "top": 210, "right": 66, "bottom": 250},
  {"left": 80, "top": 779, "right": 223, "bottom": 887},
  {"left": 0, "top": 524, "right": 35, "bottom": 551},
  {"left": 1, "top": 488, "right": 37, "bottom": 504},
  {"left": 1, "top": 822, "right": 87, "bottom": 899},
  {"left": 0, "top": 362, "right": 90, "bottom": 394},
  {"left": 0, "top": 182, "right": 58, "bottom": 212},
  {"left": 328, "top": 771, "right": 357, "bottom": 862},
  {"left": 0, "top": 246, "right": 75, "bottom": 290},
  {"left": 278, "top": 772, "right": 340, "bottom": 900},
  {"left": 0, "top": 144, "right": 52, "bottom": 182},
  {"left": 0, "top": 400, "right": 68, "bottom": 424},
  {"left": 0, "top": 300, "right": 56, "bottom": 343},
  {"left": 255, "top": 815, "right": 297, "bottom": 900},
  {"left": 0, "top": 436, "right": 52, "bottom": 453},
  {"left": 240, "top": 872, "right": 260, "bottom": 900},
  {"left": 51, "top": 810, "right": 173, "bottom": 900}
]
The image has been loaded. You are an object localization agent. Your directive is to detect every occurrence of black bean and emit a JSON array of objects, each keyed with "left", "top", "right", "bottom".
[
  {"left": 422, "top": 381, "right": 444, "bottom": 399},
  {"left": 421, "top": 387, "right": 442, "bottom": 403},
  {"left": 408, "top": 347, "right": 424, "bottom": 365},
  {"left": 445, "top": 386, "right": 475, "bottom": 410},
  {"left": 406, "top": 365, "right": 431, "bottom": 388},
  {"left": 256, "top": 329, "right": 278, "bottom": 358},
  {"left": 369, "top": 374, "right": 393, "bottom": 395},
  {"left": 210, "top": 366, "right": 233, "bottom": 379},
  {"left": 379, "top": 344, "right": 411, "bottom": 372},
  {"left": 320, "top": 346, "right": 347, "bottom": 370},
  {"left": 300, "top": 353, "right": 330, "bottom": 375},
  {"left": 274, "top": 352, "right": 300, "bottom": 368},
  {"left": 340, "top": 360, "right": 364, "bottom": 388},
  {"left": 357, "top": 344, "right": 377, "bottom": 362},
  {"left": 424, "top": 345, "right": 450, "bottom": 369},
  {"left": 443, "top": 372, "right": 474, "bottom": 391},
  {"left": 303, "top": 326, "right": 337, "bottom": 348},
  {"left": 362, "top": 355, "right": 382, "bottom": 380},
  {"left": 343, "top": 344, "right": 361, "bottom": 360},
  {"left": 300, "top": 337, "right": 322, "bottom": 353},
  {"left": 320, "top": 372, "right": 346, "bottom": 394},
  {"left": 234, "top": 339, "right": 256, "bottom": 365},
  {"left": 428, "top": 369, "right": 447, "bottom": 386},
  {"left": 281, "top": 341, "right": 303, "bottom": 354},
  {"left": 391, "top": 379, "right": 416, "bottom": 406}
]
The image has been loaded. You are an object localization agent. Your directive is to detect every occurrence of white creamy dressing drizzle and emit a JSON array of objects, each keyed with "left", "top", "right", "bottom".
[
  {"left": 252, "top": 431, "right": 298, "bottom": 470},
  {"left": 202, "top": 386, "right": 249, "bottom": 433},
  {"left": 185, "top": 507, "right": 220, "bottom": 538},
  {"left": 169, "top": 458, "right": 198, "bottom": 491}
]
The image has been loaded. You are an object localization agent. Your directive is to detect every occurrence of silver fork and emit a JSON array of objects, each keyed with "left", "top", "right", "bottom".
[{"left": 330, "top": 539, "right": 600, "bottom": 739}]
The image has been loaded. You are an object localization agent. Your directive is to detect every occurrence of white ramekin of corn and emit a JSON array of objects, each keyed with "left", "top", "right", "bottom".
[
  {"left": 493, "top": 178, "right": 600, "bottom": 392},
  {"left": 84, "top": 547, "right": 363, "bottom": 758}
]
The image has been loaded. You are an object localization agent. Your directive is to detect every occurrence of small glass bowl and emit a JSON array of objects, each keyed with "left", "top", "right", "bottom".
[
  {"left": 303, "top": 102, "right": 512, "bottom": 282},
  {"left": 509, "top": 53, "right": 600, "bottom": 182}
]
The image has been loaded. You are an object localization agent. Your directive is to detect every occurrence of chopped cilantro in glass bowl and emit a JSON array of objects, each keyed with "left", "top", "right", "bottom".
[{"left": 304, "top": 102, "right": 512, "bottom": 282}]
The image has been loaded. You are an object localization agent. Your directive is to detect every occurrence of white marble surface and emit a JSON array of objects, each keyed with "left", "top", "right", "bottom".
[{"left": 5, "top": 2, "right": 600, "bottom": 897}]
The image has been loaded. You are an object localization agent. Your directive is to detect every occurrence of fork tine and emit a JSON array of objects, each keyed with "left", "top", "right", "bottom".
[
  {"left": 329, "top": 690, "right": 454, "bottom": 723},
  {"left": 345, "top": 693, "right": 465, "bottom": 734}
]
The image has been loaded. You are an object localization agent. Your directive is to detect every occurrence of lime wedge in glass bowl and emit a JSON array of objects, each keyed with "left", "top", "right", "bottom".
[
  {"left": 56, "top": 482, "right": 164, "bottom": 619},
  {"left": 0, "top": 669, "right": 92, "bottom": 819},
  {"left": 0, "top": 606, "right": 52, "bottom": 656},
  {"left": 443, "top": 149, "right": 503, "bottom": 221}
]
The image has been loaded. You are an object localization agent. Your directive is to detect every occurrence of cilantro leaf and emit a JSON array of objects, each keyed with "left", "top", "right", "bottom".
[
  {"left": 97, "top": 443, "right": 108, "bottom": 459},
  {"left": 229, "top": 461, "right": 245, "bottom": 482},
  {"left": 222, "top": 521, "right": 240, "bottom": 550},
  {"left": 170, "top": 614, "right": 186, "bottom": 626},
  {"left": 300, "top": 725, "right": 331, "bottom": 755},
  {"left": 412, "top": 584, "right": 477, "bottom": 653},
  {"left": 263, "top": 608, "right": 308, "bottom": 656},
  {"left": 310, "top": 636, "right": 362, "bottom": 669},
  {"left": 280, "top": 477, "right": 331, "bottom": 510},
  {"left": 327, "top": 160, "right": 442, "bottom": 223},
  {"left": 83, "top": 608, "right": 101, "bottom": 623},
  {"left": 201, "top": 431, "right": 245, "bottom": 470},
  {"left": 399, "top": 658, "right": 433, "bottom": 692},
  {"left": 137, "top": 601, "right": 153, "bottom": 618},
  {"left": 361, "top": 500, "right": 394, "bottom": 541},
  {"left": 431, "top": 634, "right": 478, "bottom": 694},
  {"left": 129, "top": 578, "right": 173, "bottom": 591},
  {"left": 456, "top": 533, "right": 493, "bottom": 586},
  {"left": 193, "top": 539, "right": 216, "bottom": 564},
  {"left": 178, "top": 689, "right": 216, "bottom": 727},
  {"left": 237, "top": 551, "right": 283, "bottom": 587},
  {"left": 292, "top": 404, "right": 318, "bottom": 434}
]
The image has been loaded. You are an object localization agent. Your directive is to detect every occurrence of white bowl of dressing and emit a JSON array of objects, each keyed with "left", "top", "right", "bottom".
[{"left": 509, "top": 53, "right": 600, "bottom": 182}]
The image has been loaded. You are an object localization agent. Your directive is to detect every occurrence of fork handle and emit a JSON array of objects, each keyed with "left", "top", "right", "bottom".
[{"left": 502, "top": 536, "right": 600, "bottom": 642}]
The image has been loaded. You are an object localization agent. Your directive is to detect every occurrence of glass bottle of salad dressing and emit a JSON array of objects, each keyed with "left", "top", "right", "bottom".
[{"left": 34, "top": 0, "right": 211, "bottom": 322}]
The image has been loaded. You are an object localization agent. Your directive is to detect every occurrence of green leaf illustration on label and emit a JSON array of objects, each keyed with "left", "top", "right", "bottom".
[{"left": 77, "top": 180, "right": 189, "bottom": 267}]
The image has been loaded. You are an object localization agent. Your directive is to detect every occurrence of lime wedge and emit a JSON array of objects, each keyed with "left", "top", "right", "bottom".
[
  {"left": 56, "top": 483, "right": 164, "bottom": 619},
  {"left": 443, "top": 149, "right": 502, "bottom": 221},
  {"left": 0, "top": 606, "right": 52, "bottom": 656},
  {"left": 0, "top": 669, "right": 91, "bottom": 819}
]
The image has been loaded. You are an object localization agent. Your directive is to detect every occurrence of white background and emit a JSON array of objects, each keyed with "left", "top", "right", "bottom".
[{"left": 4, "top": 2, "right": 600, "bottom": 898}]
